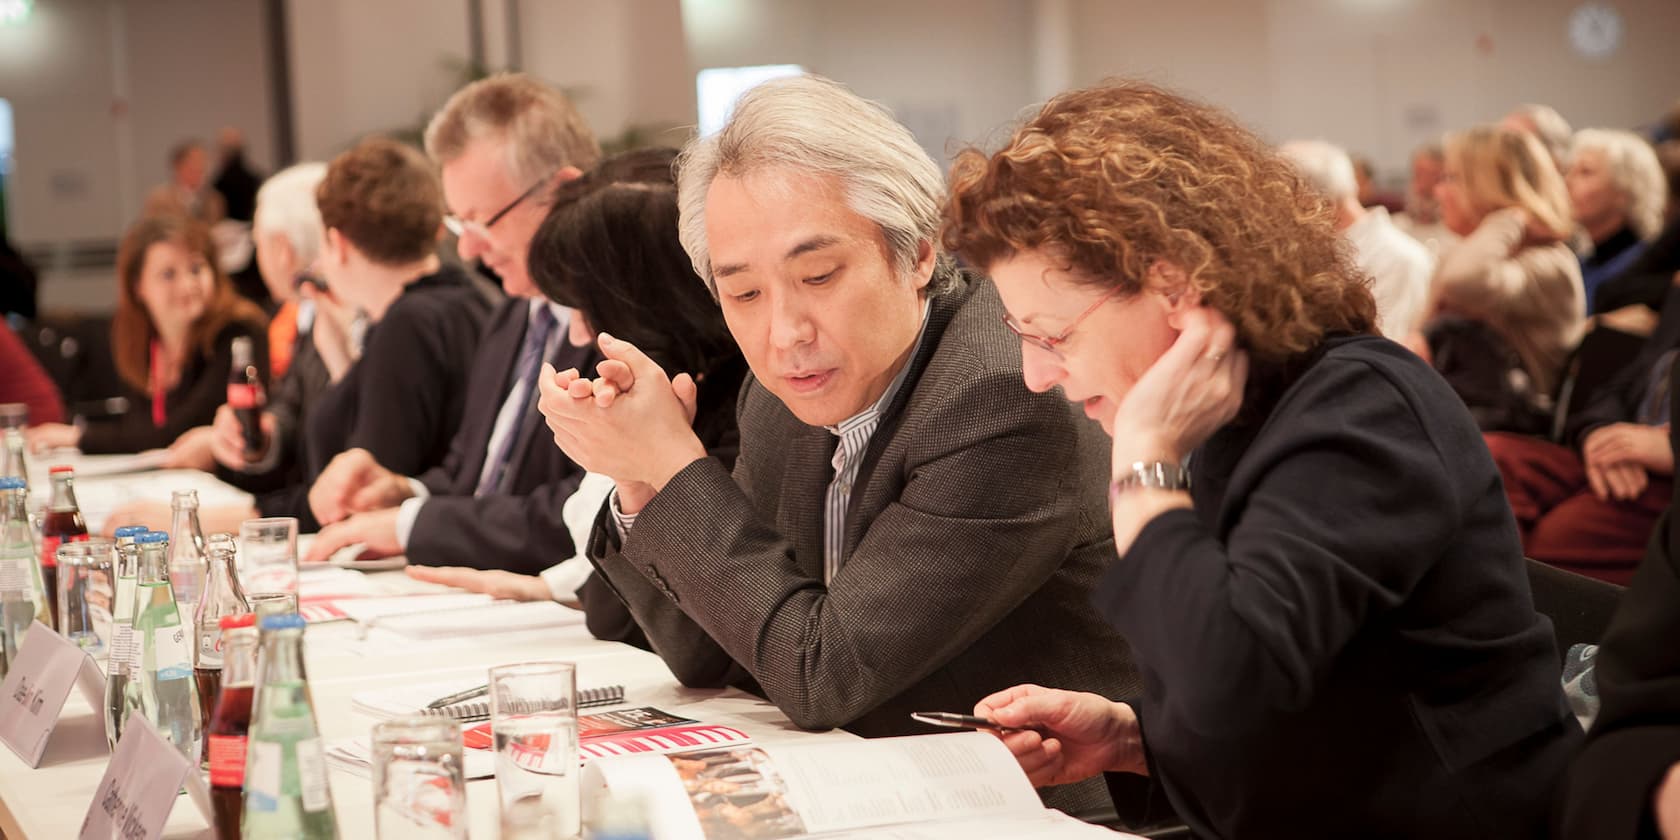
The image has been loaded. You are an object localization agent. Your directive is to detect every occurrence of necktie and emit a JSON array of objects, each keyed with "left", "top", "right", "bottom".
[{"left": 477, "top": 305, "right": 557, "bottom": 496}]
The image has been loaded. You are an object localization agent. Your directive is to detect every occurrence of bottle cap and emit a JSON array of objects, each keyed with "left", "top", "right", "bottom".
[
  {"left": 135, "top": 531, "right": 169, "bottom": 545},
  {"left": 113, "top": 525, "right": 148, "bottom": 538},
  {"left": 0, "top": 477, "right": 23, "bottom": 490},
  {"left": 220, "top": 613, "right": 257, "bottom": 630},
  {"left": 49, "top": 465, "right": 74, "bottom": 475},
  {"left": 259, "top": 613, "right": 306, "bottom": 632}
]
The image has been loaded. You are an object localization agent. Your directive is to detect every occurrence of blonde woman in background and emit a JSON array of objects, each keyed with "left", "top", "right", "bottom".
[{"left": 1430, "top": 124, "right": 1585, "bottom": 434}]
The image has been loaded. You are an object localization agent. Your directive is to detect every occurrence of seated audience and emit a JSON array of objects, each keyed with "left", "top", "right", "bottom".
[
  {"left": 1567, "top": 129, "right": 1668, "bottom": 312},
  {"left": 942, "top": 80, "right": 1578, "bottom": 837},
  {"left": 1504, "top": 102, "right": 1575, "bottom": 172},
  {"left": 1394, "top": 142, "right": 1460, "bottom": 254},
  {"left": 1557, "top": 365, "right": 1680, "bottom": 839},
  {"left": 1594, "top": 140, "right": 1680, "bottom": 315},
  {"left": 301, "top": 73, "right": 600, "bottom": 575},
  {"left": 105, "top": 163, "right": 335, "bottom": 535},
  {"left": 408, "top": 148, "right": 745, "bottom": 608},
  {"left": 536, "top": 75, "right": 1139, "bottom": 815},
  {"left": 26, "top": 213, "right": 267, "bottom": 454},
  {"left": 1429, "top": 124, "right": 1585, "bottom": 435},
  {"left": 299, "top": 136, "right": 490, "bottom": 491},
  {"left": 0, "top": 325, "right": 64, "bottom": 425},
  {"left": 1280, "top": 139, "right": 1433, "bottom": 345},
  {"left": 1485, "top": 281, "right": 1680, "bottom": 585}
]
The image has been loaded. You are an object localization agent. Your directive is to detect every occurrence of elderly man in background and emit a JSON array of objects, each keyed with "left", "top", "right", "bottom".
[
  {"left": 1281, "top": 139, "right": 1434, "bottom": 350},
  {"left": 540, "top": 74, "right": 1140, "bottom": 818}
]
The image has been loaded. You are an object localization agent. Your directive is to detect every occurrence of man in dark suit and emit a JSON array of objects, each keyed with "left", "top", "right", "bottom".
[
  {"left": 301, "top": 74, "right": 603, "bottom": 575},
  {"left": 539, "top": 75, "right": 1138, "bottom": 812}
]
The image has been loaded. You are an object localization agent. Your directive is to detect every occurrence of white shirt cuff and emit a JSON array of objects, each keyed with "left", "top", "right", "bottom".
[
  {"left": 540, "top": 557, "right": 595, "bottom": 604},
  {"left": 608, "top": 489, "right": 639, "bottom": 539},
  {"left": 395, "top": 496, "right": 426, "bottom": 550}
]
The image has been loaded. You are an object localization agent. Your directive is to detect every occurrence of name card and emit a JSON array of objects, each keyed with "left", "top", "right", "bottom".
[
  {"left": 0, "top": 620, "right": 106, "bottom": 767},
  {"left": 79, "top": 716, "right": 213, "bottom": 840}
]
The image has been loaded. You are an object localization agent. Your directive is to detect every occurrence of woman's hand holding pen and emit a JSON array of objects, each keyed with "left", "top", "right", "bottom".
[{"left": 973, "top": 684, "right": 1149, "bottom": 786}]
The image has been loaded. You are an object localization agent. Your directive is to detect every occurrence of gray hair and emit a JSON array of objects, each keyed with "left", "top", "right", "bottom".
[
  {"left": 423, "top": 72, "right": 601, "bottom": 187},
  {"left": 676, "top": 74, "right": 950, "bottom": 296},
  {"left": 1572, "top": 128, "right": 1668, "bottom": 242},
  {"left": 252, "top": 162, "right": 328, "bottom": 269},
  {"left": 1506, "top": 104, "right": 1574, "bottom": 168},
  {"left": 1279, "top": 140, "right": 1359, "bottom": 203}
]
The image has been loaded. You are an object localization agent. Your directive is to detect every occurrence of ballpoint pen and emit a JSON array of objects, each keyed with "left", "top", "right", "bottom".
[{"left": 425, "top": 684, "right": 489, "bottom": 710}]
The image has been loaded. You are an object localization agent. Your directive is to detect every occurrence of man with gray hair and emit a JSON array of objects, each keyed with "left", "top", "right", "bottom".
[
  {"left": 541, "top": 74, "right": 1139, "bottom": 815},
  {"left": 1281, "top": 139, "right": 1434, "bottom": 347},
  {"left": 302, "top": 73, "right": 602, "bottom": 576}
]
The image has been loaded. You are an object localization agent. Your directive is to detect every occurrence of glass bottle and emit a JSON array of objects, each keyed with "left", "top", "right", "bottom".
[
  {"left": 196, "top": 538, "right": 249, "bottom": 760},
  {"left": 103, "top": 525, "right": 147, "bottom": 748},
  {"left": 0, "top": 477, "right": 50, "bottom": 679},
  {"left": 228, "top": 336, "right": 267, "bottom": 462},
  {"left": 243, "top": 612, "right": 337, "bottom": 839},
  {"left": 131, "top": 530, "right": 200, "bottom": 761},
  {"left": 39, "top": 466, "right": 89, "bottom": 629},
  {"left": 168, "top": 490, "right": 208, "bottom": 630},
  {"left": 210, "top": 612, "right": 258, "bottom": 840},
  {"left": 0, "top": 427, "right": 27, "bottom": 488}
]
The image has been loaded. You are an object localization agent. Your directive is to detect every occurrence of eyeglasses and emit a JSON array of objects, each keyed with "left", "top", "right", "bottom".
[
  {"left": 1002, "top": 287, "right": 1123, "bottom": 360},
  {"left": 442, "top": 174, "right": 552, "bottom": 240}
]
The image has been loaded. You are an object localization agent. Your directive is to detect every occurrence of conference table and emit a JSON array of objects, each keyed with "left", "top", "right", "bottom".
[{"left": 0, "top": 455, "right": 859, "bottom": 838}]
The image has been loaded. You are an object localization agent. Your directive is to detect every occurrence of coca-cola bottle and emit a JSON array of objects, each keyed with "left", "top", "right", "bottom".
[
  {"left": 227, "top": 336, "right": 266, "bottom": 461},
  {"left": 39, "top": 466, "right": 89, "bottom": 629}
]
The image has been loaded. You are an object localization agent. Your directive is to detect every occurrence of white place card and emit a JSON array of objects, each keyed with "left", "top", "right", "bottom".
[
  {"left": 78, "top": 716, "right": 213, "bottom": 840},
  {"left": 0, "top": 620, "right": 106, "bottom": 767}
]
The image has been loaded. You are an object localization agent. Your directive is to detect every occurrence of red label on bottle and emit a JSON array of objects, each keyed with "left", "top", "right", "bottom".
[
  {"left": 39, "top": 533, "right": 87, "bottom": 568},
  {"left": 208, "top": 734, "right": 247, "bottom": 787},
  {"left": 226, "top": 383, "right": 263, "bottom": 410}
]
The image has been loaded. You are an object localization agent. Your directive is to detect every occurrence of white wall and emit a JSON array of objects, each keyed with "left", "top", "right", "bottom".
[{"left": 0, "top": 0, "right": 273, "bottom": 245}]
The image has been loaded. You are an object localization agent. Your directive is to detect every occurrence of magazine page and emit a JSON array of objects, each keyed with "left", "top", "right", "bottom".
[{"left": 581, "top": 731, "right": 1047, "bottom": 840}]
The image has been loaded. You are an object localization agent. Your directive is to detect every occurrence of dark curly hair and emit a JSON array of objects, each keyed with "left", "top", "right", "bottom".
[{"left": 942, "top": 80, "right": 1376, "bottom": 367}]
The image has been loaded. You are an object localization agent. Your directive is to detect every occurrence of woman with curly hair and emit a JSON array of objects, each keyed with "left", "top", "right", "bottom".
[{"left": 943, "top": 81, "right": 1578, "bottom": 838}]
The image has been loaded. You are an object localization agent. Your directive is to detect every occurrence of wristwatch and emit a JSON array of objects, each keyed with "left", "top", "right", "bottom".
[{"left": 1109, "top": 460, "right": 1191, "bottom": 501}]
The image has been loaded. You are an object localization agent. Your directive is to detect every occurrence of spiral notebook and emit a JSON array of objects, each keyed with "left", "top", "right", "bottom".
[{"left": 416, "top": 684, "right": 625, "bottom": 723}]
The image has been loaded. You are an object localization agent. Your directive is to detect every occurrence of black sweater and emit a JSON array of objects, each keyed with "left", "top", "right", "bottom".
[{"left": 1101, "top": 334, "right": 1578, "bottom": 838}]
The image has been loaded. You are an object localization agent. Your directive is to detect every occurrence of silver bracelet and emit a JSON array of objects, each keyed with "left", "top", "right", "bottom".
[{"left": 1109, "top": 461, "right": 1191, "bottom": 501}]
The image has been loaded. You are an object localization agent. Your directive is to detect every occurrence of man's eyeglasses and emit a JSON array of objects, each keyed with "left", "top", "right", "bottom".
[
  {"left": 443, "top": 174, "right": 552, "bottom": 240},
  {"left": 1001, "top": 287, "right": 1123, "bottom": 360}
]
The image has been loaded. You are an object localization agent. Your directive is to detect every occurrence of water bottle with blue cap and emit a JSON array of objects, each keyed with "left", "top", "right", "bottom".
[
  {"left": 104, "top": 524, "right": 148, "bottom": 747},
  {"left": 131, "top": 529, "right": 200, "bottom": 760},
  {"left": 0, "top": 475, "right": 49, "bottom": 679},
  {"left": 244, "top": 610, "right": 337, "bottom": 837}
]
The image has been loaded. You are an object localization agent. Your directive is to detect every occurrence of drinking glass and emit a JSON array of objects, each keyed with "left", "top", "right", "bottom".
[
  {"left": 491, "top": 662, "right": 579, "bottom": 838},
  {"left": 373, "top": 716, "right": 466, "bottom": 839},
  {"left": 239, "top": 517, "right": 298, "bottom": 595},
  {"left": 56, "top": 538, "right": 115, "bottom": 656}
]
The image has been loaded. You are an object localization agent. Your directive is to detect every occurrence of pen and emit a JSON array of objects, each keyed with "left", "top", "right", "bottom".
[
  {"left": 425, "top": 684, "right": 489, "bottom": 710},
  {"left": 910, "top": 711, "right": 1029, "bottom": 732}
]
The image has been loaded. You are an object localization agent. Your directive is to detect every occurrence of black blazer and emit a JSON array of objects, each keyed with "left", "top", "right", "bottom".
[
  {"left": 306, "top": 265, "right": 489, "bottom": 479},
  {"left": 577, "top": 351, "right": 748, "bottom": 646},
  {"left": 406, "top": 297, "right": 596, "bottom": 575},
  {"left": 80, "top": 320, "right": 268, "bottom": 454},
  {"left": 1101, "top": 335, "right": 1578, "bottom": 838},
  {"left": 1556, "top": 361, "right": 1680, "bottom": 840}
]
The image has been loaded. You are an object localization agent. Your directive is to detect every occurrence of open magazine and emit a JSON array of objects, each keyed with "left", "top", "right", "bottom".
[{"left": 580, "top": 731, "right": 1140, "bottom": 840}]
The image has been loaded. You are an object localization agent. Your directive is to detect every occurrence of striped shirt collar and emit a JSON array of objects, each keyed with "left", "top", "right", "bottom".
[{"left": 824, "top": 299, "right": 933, "bottom": 441}]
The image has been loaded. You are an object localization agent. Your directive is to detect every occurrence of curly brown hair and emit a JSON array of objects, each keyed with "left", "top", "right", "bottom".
[
  {"left": 316, "top": 136, "right": 443, "bottom": 265},
  {"left": 942, "top": 80, "right": 1376, "bottom": 367}
]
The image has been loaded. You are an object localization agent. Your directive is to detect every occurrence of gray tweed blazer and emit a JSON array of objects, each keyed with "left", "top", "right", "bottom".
[{"left": 586, "top": 272, "right": 1140, "bottom": 805}]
